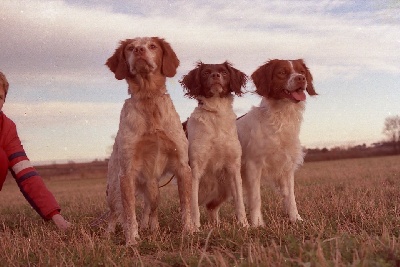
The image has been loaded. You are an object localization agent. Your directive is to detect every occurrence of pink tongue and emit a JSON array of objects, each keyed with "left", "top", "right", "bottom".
[{"left": 291, "top": 90, "right": 306, "bottom": 101}]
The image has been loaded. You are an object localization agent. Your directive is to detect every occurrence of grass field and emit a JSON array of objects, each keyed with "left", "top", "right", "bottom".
[{"left": 1, "top": 155, "right": 399, "bottom": 266}]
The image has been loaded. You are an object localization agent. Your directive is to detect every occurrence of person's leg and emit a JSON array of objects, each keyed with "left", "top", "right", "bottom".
[{"left": 0, "top": 148, "right": 9, "bottom": 190}]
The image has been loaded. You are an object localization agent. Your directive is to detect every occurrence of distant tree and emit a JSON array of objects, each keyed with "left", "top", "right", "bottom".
[{"left": 383, "top": 115, "right": 400, "bottom": 153}]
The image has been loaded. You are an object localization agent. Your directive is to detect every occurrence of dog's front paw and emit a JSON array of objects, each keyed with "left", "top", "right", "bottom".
[
  {"left": 150, "top": 220, "right": 160, "bottom": 233},
  {"left": 241, "top": 219, "right": 250, "bottom": 228},
  {"left": 182, "top": 221, "right": 198, "bottom": 234},
  {"left": 124, "top": 225, "right": 140, "bottom": 246},
  {"left": 125, "top": 233, "right": 140, "bottom": 246},
  {"left": 190, "top": 220, "right": 201, "bottom": 232},
  {"left": 192, "top": 225, "right": 200, "bottom": 233},
  {"left": 237, "top": 216, "right": 249, "bottom": 228},
  {"left": 250, "top": 214, "right": 265, "bottom": 227},
  {"left": 125, "top": 238, "right": 140, "bottom": 247},
  {"left": 289, "top": 213, "right": 303, "bottom": 223}
]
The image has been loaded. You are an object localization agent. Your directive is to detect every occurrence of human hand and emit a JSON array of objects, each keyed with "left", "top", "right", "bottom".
[{"left": 51, "top": 214, "right": 72, "bottom": 231}]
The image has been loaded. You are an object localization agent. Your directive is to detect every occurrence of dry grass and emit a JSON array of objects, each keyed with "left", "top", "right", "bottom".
[{"left": 1, "top": 155, "right": 400, "bottom": 266}]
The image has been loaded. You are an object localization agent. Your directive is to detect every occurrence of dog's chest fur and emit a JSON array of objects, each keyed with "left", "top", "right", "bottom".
[
  {"left": 121, "top": 95, "right": 173, "bottom": 133},
  {"left": 118, "top": 94, "right": 188, "bottom": 160},
  {"left": 239, "top": 98, "right": 305, "bottom": 172},
  {"left": 187, "top": 95, "right": 241, "bottom": 163}
]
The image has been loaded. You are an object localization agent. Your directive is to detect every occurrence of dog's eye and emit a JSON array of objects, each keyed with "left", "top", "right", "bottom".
[
  {"left": 221, "top": 71, "right": 228, "bottom": 76},
  {"left": 202, "top": 71, "right": 210, "bottom": 77},
  {"left": 278, "top": 70, "right": 287, "bottom": 75},
  {"left": 149, "top": 44, "right": 157, "bottom": 49},
  {"left": 127, "top": 46, "right": 134, "bottom": 51}
]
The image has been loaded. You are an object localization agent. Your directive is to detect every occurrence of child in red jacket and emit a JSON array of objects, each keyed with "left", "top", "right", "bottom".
[{"left": 0, "top": 71, "right": 71, "bottom": 231}]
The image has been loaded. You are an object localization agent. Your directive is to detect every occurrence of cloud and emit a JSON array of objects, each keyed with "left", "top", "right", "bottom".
[
  {"left": 4, "top": 101, "right": 122, "bottom": 126},
  {"left": 1, "top": 0, "right": 399, "bottom": 161},
  {"left": 3, "top": 101, "right": 123, "bottom": 162},
  {"left": 1, "top": 0, "right": 399, "bottom": 81}
]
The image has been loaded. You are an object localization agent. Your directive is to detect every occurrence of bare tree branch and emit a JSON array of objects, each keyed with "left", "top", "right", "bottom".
[{"left": 383, "top": 115, "right": 400, "bottom": 153}]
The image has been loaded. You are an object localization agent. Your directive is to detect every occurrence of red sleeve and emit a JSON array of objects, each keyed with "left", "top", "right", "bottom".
[{"left": 3, "top": 116, "right": 61, "bottom": 220}]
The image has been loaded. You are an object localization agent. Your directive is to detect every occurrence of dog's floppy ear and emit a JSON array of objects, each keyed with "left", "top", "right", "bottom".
[
  {"left": 180, "top": 61, "right": 203, "bottom": 98},
  {"left": 299, "top": 59, "right": 317, "bottom": 96},
  {"left": 224, "top": 61, "right": 247, "bottom": 97},
  {"left": 251, "top": 59, "right": 277, "bottom": 97},
  {"left": 106, "top": 40, "right": 130, "bottom": 80},
  {"left": 154, "top": 37, "right": 180, "bottom": 77}
]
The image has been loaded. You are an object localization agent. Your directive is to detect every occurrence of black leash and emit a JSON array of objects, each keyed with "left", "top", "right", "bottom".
[{"left": 159, "top": 174, "right": 175, "bottom": 188}]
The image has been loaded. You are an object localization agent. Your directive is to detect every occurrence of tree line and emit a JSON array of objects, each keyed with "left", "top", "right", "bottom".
[{"left": 306, "top": 115, "right": 400, "bottom": 161}]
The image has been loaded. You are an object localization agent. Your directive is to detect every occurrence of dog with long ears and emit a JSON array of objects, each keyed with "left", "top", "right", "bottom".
[
  {"left": 237, "top": 59, "right": 317, "bottom": 226},
  {"left": 105, "top": 37, "right": 193, "bottom": 245},
  {"left": 181, "top": 61, "right": 249, "bottom": 228}
]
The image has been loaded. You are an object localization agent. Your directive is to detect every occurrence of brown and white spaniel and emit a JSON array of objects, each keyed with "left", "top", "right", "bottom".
[
  {"left": 237, "top": 59, "right": 317, "bottom": 226},
  {"left": 105, "top": 37, "right": 193, "bottom": 245},
  {"left": 180, "top": 61, "right": 249, "bottom": 228}
]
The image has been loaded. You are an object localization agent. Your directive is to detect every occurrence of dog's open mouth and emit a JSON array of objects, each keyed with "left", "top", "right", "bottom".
[{"left": 284, "top": 88, "right": 306, "bottom": 102}]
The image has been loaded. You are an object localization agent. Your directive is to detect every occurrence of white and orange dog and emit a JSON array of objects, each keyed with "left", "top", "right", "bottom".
[
  {"left": 105, "top": 37, "right": 193, "bottom": 245},
  {"left": 181, "top": 62, "right": 249, "bottom": 228},
  {"left": 237, "top": 59, "right": 317, "bottom": 226}
]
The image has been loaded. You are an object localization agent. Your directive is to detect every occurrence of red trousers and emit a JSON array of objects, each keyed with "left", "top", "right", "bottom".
[{"left": 0, "top": 147, "right": 8, "bottom": 190}]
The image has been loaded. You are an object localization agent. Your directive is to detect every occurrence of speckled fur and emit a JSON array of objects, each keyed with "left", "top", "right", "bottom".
[
  {"left": 105, "top": 37, "right": 193, "bottom": 245},
  {"left": 237, "top": 59, "right": 316, "bottom": 226}
]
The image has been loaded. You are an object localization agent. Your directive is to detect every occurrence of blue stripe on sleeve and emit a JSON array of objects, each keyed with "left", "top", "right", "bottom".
[
  {"left": 8, "top": 151, "right": 27, "bottom": 161},
  {"left": 17, "top": 171, "right": 39, "bottom": 183}
]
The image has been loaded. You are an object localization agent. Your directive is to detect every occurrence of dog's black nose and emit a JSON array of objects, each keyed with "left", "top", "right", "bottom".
[
  {"left": 134, "top": 46, "right": 146, "bottom": 54},
  {"left": 211, "top": 72, "right": 221, "bottom": 78},
  {"left": 294, "top": 74, "right": 306, "bottom": 82}
]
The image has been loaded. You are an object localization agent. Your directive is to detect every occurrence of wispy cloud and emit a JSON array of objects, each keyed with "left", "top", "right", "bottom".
[
  {"left": 1, "top": 0, "right": 399, "bottom": 161},
  {"left": 3, "top": 101, "right": 122, "bottom": 161},
  {"left": 2, "top": 0, "right": 399, "bottom": 79}
]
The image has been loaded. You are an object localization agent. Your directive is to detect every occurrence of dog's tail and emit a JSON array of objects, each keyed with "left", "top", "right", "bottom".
[{"left": 89, "top": 210, "right": 111, "bottom": 228}]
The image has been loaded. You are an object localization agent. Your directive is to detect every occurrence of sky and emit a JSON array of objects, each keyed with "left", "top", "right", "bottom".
[{"left": 1, "top": 0, "right": 399, "bottom": 164}]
